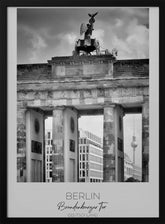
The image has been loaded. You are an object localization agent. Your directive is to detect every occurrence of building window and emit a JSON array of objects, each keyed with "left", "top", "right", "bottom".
[
  {"left": 70, "top": 139, "right": 75, "bottom": 152},
  {"left": 83, "top": 154, "right": 85, "bottom": 161},
  {"left": 118, "top": 138, "right": 123, "bottom": 152},
  {"left": 86, "top": 162, "right": 88, "bottom": 169},
  {"left": 119, "top": 116, "right": 122, "bottom": 131},
  {"left": 86, "top": 154, "right": 88, "bottom": 160},
  {"left": 83, "top": 162, "right": 85, "bottom": 169},
  {"left": 83, "top": 171, "right": 85, "bottom": 177}
]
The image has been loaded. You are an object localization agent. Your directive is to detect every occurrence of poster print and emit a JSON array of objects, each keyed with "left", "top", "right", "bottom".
[
  {"left": 5, "top": 2, "right": 159, "bottom": 220},
  {"left": 17, "top": 8, "right": 149, "bottom": 184}
]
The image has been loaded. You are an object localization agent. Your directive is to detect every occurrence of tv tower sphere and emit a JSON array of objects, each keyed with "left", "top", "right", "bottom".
[{"left": 131, "top": 136, "right": 138, "bottom": 148}]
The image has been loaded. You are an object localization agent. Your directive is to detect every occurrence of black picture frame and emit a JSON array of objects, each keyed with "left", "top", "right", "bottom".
[{"left": 0, "top": 0, "right": 164, "bottom": 223}]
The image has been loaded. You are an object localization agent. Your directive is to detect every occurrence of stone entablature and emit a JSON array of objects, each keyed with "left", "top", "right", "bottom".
[
  {"left": 17, "top": 57, "right": 149, "bottom": 113},
  {"left": 17, "top": 87, "right": 148, "bottom": 110},
  {"left": 17, "top": 58, "right": 149, "bottom": 81},
  {"left": 113, "top": 59, "right": 149, "bottom": 78},
  {"left": 48, "top": 55, "right": 116, "bottom": 65},
  {"left": 49, "top": 55, "right": 115, "bottom": 77}
]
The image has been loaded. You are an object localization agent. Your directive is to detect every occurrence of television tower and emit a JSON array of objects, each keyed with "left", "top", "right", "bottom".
[{"left": 131, "top": 116, "right": 138, "bottom": 178}]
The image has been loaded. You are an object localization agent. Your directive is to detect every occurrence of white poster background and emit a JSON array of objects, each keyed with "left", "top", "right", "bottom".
[{"left": 8, "top": 7, "right": 159, "bottom": 217}]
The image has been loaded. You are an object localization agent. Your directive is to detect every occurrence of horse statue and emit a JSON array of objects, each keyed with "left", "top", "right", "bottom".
[{"left": 73, "top": 12, "right": 100, "bottom": 56}]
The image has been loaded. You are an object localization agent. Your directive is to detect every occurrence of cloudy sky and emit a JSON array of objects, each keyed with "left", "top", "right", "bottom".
[
  {"left": 18, "top": 8, "right": 148, "bottom": 168},
  {"left": 17, "top": 7, "right": 149, "bottom": 64}
]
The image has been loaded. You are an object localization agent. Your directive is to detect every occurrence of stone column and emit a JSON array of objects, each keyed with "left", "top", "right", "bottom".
[
  {"left": 103, "top": 105, "right": 116, "bottom": 182},
  {"left": 142, "top": 98, "right": 149, "bottom": 182},
  {"left": 17, "top": 103, "right": 26, "bottom": 182},
  {"left": 43, "top": 115, "right": 47, "bottom": 183},
  {"left": 107, "top": 60, "right": 114, "bottom": 77},
  {"left": 77, "top": 114, "right": 81, "bottom": 182},
  {"left": 52, "top": 107, "right": 65, "bottom": 182}
]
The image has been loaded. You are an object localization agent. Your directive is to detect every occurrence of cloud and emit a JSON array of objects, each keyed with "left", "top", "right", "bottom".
[
  {"left": 29, "top": 32, "right": 47, "bottom": 62},
  {"left": 18, "top": 25, "right": 47, "bottom": 63},
  {"left": 17, "top": 8, "right": 149, "bottom": 63},
  {"left": 115, "top": 18, "right": 123, "bottom": 27},
  {"left": 92, "top": 29, "right": 105, "bottom": 48},
  {"left": 125, "top": 19, "right": 149, "bottom": 58},
  {"left": 47, "top": 32, "right": 78, "bottom": 56},
  {"left": 101, "top": 18, "right": 149, "bottom": 59},
  {"left": 62, "top": 32, "right": 78, "bottom": 45}
]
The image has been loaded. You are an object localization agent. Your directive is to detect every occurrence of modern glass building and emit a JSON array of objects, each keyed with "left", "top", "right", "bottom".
[
  {"left": 45, "top": 128, "right": 103, "bottom": 182},
  {"left": 124, "top": 153, "right": 142, "bottom": 181},
  {"left": 45, "top": 129, "right": 53, "bottom": 182},
  {"left": 79, "top": 129, "right": 103, "bottom": 182}
]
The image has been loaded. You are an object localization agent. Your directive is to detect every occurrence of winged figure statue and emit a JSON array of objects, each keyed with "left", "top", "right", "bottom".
[
  {"left": 88, "top": 12, "right": 98, "bottom": 24},
  {"left": 80, "top": 23, "right": 88, "bottom": 36},
  {"left": 80, "top": 12, "right": 98, "bottom": 39}
]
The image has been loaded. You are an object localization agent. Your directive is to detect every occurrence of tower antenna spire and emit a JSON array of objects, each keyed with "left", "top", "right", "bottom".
[
  {"left": 133, "top": 115, "right": 135, "bottom": 136},
  {"left": 131, "top": 115, "right": 138, "bottom": 178}
]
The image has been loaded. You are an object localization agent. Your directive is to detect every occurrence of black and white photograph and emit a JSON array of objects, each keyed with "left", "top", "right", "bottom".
[
  {"left": 4, "top": 2, "right": 159, "bottom": 219},
  {"left": 17, "top": 7, "right": 149, "bottom": 183}
]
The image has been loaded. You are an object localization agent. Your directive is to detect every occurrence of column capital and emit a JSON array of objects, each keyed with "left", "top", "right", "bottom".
[
  {"left": 67, "top": 106, "right": 78, "bottom": 114},
  {"left": 44, "top": 115, "right": 48, "bottom": 120},
  {"left": 53, "top": 106, "right": 66, "bottom": 111},
  {"left": 103, "top": 103, "right": 116, "bottom": 108}
]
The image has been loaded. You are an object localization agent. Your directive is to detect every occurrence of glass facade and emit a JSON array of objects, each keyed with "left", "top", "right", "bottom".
[
  {"left": 45, "top": 128, "right": 104, "bottom": 183},
  {"left": 45, "top": 130, "right": 53, "bottom": 182},
  {"left": 79, "top": 129, "right": 103, "bottom": 183}
]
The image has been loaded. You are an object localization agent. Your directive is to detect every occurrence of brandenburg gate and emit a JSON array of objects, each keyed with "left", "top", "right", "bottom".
[{"left": 17, "top": 12, "right": 149, "bottom": 183}]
